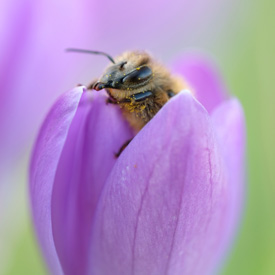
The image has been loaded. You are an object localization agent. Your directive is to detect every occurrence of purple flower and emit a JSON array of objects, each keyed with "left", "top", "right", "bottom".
[{"left": 30, "top": 53, "right": 245, "bottom": 275}]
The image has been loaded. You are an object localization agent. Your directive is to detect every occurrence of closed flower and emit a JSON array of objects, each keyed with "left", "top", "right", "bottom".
[{"left": 30, "top": 54, "right": 245, "bottom": 275}]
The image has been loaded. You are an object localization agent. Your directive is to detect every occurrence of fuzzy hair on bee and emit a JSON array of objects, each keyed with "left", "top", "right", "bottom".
[
  {"left": 67, "top": 48, "right": 191, "bottom": 156},
  {"left": 88, "top": 50, "right": 190, "bottom": 132}
]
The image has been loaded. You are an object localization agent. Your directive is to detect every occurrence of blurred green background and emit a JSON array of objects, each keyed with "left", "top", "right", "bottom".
[
  {"left": 1, "top": 0, "right": 274, "bottom": 274},
  {"left": 222, "top": 1, "right": 275, "bottom": 274}
]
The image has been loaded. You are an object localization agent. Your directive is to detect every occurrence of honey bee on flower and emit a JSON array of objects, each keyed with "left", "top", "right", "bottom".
[
  {"left": 67, "top": 48, "right": 191, "bottom": 132},
  {"left": 67, "top": 48, "right": 194, "bottom": 156},
  {"left": 30, "top": 53, "right": 245, "bottom": 275}
]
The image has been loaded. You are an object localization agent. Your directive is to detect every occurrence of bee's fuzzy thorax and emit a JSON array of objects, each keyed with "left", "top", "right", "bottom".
[{"left": 90, "top": 50, "right": 190, "bottom": 131}]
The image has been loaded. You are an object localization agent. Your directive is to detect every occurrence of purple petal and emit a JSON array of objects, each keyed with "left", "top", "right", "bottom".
[
  {"left": 51, "top": 91, "right": 133, "bottom": 274},
  {"left": 29, "top": 87, "right": 84, "bottom": 274},
  {"left": 211, "top": 98, "right": 246, "bottom": 267},
  {"left": 172, "top": 54, "right": 227, "bottom": 112},
  {"left": 89, "top": 92, "right": 240, "bottom": 275}
]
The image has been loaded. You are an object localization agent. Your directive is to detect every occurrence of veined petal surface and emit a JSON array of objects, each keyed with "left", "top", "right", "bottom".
[{"left": 89, "top": 92, "right": 239, "bottom": 275}]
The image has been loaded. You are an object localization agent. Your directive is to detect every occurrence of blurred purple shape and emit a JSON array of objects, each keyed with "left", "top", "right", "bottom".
[
  {"left": 0, "top": 0, "right": 96, "bottom": 175},
  {"left": 172, "top": 54, "right": 227, "bottom": 113},
  {"left": 30, "top": 54, "right": 245, "bottom": 274}
]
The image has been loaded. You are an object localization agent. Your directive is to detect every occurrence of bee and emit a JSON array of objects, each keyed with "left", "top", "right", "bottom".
[{"left": 67, "top": 48, "right": 190, "bottom": 156}]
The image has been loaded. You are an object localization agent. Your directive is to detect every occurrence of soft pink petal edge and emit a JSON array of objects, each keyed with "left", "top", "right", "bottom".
[
  {"left": 29, "top": 86, "right": 84, "bottom": 274},
  {"left": 51, "top": 91, "right": 133, "bottom": 275},
  {"left": 211, "top": 98, "right": 246, "bottom": 271}
]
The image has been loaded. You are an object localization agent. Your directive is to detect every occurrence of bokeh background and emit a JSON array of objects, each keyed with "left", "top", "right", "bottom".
[{"left": 0, "top": 0, "right": 274, "bottom": 274}]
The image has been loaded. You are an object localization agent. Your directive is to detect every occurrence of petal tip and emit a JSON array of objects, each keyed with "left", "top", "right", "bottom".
[{"left": 181, "top": 89, "right": 193, "bottom": 95}]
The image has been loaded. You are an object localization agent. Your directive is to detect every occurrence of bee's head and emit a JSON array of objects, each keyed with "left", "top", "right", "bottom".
[
  {"left": 66, "top": 48, "right": 154, "bottom": 93},
  {"left": 93, "top": 51, "right": 153, "bottom": 91}
]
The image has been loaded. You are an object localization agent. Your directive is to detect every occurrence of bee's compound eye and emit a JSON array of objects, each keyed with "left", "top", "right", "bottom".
[{"left": 122, "top": 66, "right": 152, "bottom": 85}]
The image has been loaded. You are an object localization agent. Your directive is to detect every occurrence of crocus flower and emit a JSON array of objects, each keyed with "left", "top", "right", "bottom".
[{"left": 30, "top": 53, "right": 245, "bottom": 275}]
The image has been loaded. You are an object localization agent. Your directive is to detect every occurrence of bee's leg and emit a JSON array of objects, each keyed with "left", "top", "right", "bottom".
[
  {"left": 87, "top": 79, "right": 98, "bottom": 90},
  {"left": 115, "top": 138, "right": 133, "bottom": 158},
  {"left": 106, "top": 97, "right": 119, "bottom": 104},
  {"left": 105, "top": 90, "right": 119, "bottom": 105}
]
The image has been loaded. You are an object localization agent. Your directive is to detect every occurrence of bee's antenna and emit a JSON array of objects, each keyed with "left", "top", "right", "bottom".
[{"left": 66, "top": 48, "right": 115, "bottom": 64}]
